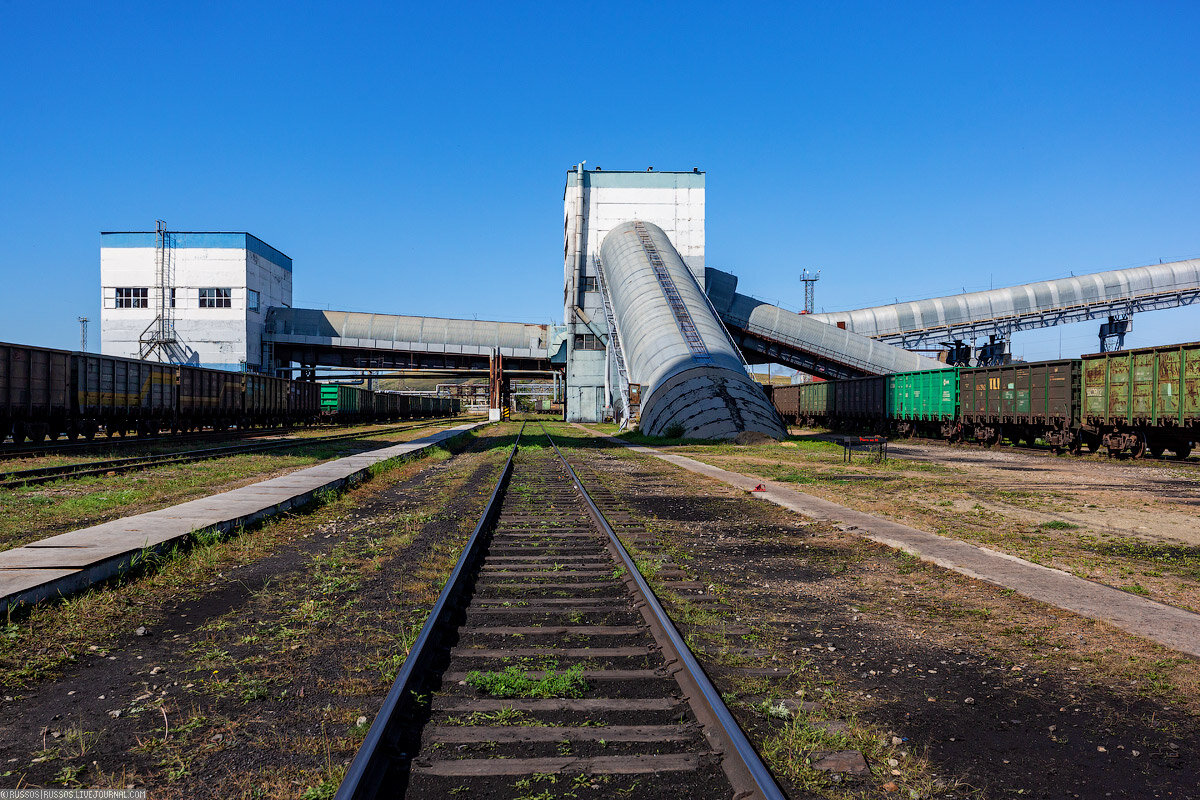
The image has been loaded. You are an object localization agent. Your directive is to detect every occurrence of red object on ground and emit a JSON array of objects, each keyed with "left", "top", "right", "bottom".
[{"left": 751, "top": 484, "right": 766, "bottom": 492}]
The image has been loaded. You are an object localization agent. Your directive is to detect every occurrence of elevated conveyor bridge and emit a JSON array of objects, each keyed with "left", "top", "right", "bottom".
[
  {"left": 263, "top": 309, "right": 558, "bottom": 377},
  {"left": 810, "top": 258, "right": 1200, "bottom": 350},
  {"left": 703, "top": 269, "right": 944, "bottom": 378}
]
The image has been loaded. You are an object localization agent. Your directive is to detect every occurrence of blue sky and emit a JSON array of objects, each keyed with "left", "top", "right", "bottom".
[{"left": 1, "top": 1, "right": 1197, "bottom": 362}]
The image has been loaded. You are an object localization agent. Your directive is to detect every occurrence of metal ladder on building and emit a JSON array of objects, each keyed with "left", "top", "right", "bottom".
[
  {"left": 594, "top": 255, "right": 634, "bottom": 429},
  {"left": 632, "top": 221, "right": 711, "bottom": 361},
  {"left": 139, "top": 220, "right": 179, "bottom": 361}
]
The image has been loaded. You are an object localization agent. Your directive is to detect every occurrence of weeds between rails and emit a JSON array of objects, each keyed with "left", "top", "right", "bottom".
[{"left": 336, "top": 423, "right": 785, "bottom": 800}]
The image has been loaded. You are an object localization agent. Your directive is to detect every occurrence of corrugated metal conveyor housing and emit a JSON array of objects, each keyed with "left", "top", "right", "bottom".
[
  {"left": 809, "top": 258, "right": 1200, "bottom": 348},
  {"left": 264, "top": 309, "right": 550, "bottom": 359},
  {"left": 704, "top": 269, "right": 944, "bottom": 379},
  {"left": 600, "top": 221, "right": 787, "bottom": 440}
]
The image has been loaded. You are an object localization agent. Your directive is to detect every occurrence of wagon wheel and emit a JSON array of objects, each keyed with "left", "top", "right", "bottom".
[
  {"left": 1130, "top": 433, "right": 1147, "bottom": 459},
  {"left": 1067, "top": 437, "right": 1082, "bottom": 456},
  {"left": 1174, "top": 444, "right": 1192, "bottom": 460},
  {"left": 1149, "top": 443, "right": 1166, "bottom": 459}
]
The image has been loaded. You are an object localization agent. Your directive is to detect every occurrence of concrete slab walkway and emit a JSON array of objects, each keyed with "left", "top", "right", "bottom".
[
  {"left": 574, "top": 425, "right": 1200, "bottom": 659},
  {"left": 0, "top": 422, "right": 487, "bottom": 612}
]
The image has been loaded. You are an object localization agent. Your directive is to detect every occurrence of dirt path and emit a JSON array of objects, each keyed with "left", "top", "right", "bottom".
[
  {"left": 880, "top": 437, "right": 1200, "bottom": 545},
  {"left": 649, "top": 434, "right": 1200, "bottom": 614}
]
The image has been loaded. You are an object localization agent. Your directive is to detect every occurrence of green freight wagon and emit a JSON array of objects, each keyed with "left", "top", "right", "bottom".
[
  {"left": 958, "top": 360, "right": 1080, "bottom": 449},
  {"left": 1082, "top": 342, "right": 1199, "bottom": 458},
  {"left": 319, "top": 384, "right": 372, "bottom": 420},
  {"left": 795, "top": 381, "right": 833, "bottom": 425},
  {"left": 768, "top": 382, "right": 834, "bottom": 426},
  {"left": 886, "top": 368, "right": 959, "bottom": 438}
]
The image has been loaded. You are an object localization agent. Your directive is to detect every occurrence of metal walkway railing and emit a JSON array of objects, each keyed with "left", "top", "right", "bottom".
[
  {"left": 594, "top": 255, "right": 634, "bottom": 428},
  {"left": 633, "top": 222, "right": 711, "bottom": 361}
]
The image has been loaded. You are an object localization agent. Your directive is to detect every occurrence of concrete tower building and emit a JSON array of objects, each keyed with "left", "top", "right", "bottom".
[
  {"left": 562, "top": 166, "right": 705, "bottom": 422},
  {"left": 100, "top": 232, "right": 292, "bottom": 371}
]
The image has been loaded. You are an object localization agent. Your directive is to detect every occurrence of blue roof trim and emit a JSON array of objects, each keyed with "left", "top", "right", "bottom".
[{"left": 100, "top": 232, "right": 292, "bottom": 272}]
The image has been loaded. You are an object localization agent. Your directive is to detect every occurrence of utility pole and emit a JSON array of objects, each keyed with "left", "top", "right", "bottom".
[
  {"left": 78, "top": 316, "right": 88, "bottom": 352},
  {"left": 800, "top": 269, "right": 820, "bottom": 314}
]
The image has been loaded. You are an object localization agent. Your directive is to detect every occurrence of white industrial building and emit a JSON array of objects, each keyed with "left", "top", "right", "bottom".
[
  {"left": 100, "top": 232, "right": 292, "bottom": 371},
  {"left": 562, "top": 167, "right": 705, "bottom": 422}
]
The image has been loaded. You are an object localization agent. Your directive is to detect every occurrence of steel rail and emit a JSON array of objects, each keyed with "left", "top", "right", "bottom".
[
  {"left": 335, "top": 422, "right": 526, "bottom": 800},
  {"left": 541, "top": 425, "right": 787, "bottom": 800},
  {"left": 0, "top": 416, "right": 478, "bottom": 460},
  {"left": 0, "top": 425, "right": 304, "bottom": 459},
  {"left": 0, "top": 418, "right": 456, "bottom": 489}
]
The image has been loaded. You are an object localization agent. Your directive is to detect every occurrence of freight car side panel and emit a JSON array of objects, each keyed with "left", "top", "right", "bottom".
[
  {"left": 888, "top": 368, "right": 958, "bottom": 420},
  {"left": 960, "top": 361, "right": 1078, "bottom": 424},
  {"left": 1131, "top": 352, "right": 1155, "bottom": 421},
  {"left": 800, "top": 382, "right": 831, "bottom": 418},
  {"left": 319, "top": 384, "right": 341, "bottom": 411},
  {"left": 0, "top": 343, "right": 71, "bottom": 418},
  {"left": 245, "top": 374, "right": 289, "bottom": 416},
  {"left": 75, "top": 355, "right": 175, "bottom": 416},
  {"left": 834, "top": 376, "right": 885, "bottom": 419},
  {"left": 179, "top": 368, "right": 209, "bottom": 416},
  {"left": 1108, "top": 355, "right": 1130, "bottom": 420},
  {"left": 1158, "top": 351, "right": 1180, "bottom": 419},
  {"left": 772, "top": 385, "right": 799, "bottom": 422},
  {"left": 1084, "top": 342, "right": 1200, "bottom": 427},
  {"left": 335, "top": 385, "right": 369, "bottom": 414},
  {"left": 959, "top": 372, "right": 989, "bottom": 421},
  {"left": 288, "top": 381, "right": 320, "bottom": 419},
  {"left": 1083, "top": 358, "right": 1107, "bottom": 421},
  {"left": 1186, "top": 345, "right": 1200, "bottom": 425}
]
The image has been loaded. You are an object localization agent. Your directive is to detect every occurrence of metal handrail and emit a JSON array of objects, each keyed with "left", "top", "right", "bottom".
[{"left": 594, "top": 255, "right": 633, "bottom": 429}]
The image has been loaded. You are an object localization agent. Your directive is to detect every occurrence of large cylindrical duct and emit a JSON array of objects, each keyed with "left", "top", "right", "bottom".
[{"left": 600, "top": 221, "right": 786, "bottom": 440}]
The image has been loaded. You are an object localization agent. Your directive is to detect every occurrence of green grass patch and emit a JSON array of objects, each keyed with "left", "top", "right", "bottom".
[
  {"left": 1039, "top": 520, "right": 1080, "bottom": 530},
  {"left": 464, "top": 664, "right": 588, "bottom": 699}
]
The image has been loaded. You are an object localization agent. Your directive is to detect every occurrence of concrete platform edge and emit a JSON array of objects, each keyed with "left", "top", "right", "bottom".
[
  {"left": 1, "top": 422, "right": 488, "bottom": 614},
  {"left": 571, "top": 424, "right": 1200, "bottom": 659}
]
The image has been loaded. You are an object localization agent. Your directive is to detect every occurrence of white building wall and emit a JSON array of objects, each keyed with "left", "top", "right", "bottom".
[
  {"left": 561, "top": 169, "right": 706, "bottom": 422},
  {"left": 99, "top": 233, "right": 292, "bottom": 371}
]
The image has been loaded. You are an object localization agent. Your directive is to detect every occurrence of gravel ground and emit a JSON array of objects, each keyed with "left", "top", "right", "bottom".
[
  {"left": 666, "top": 432, "right": 1200, "bottom": 613},
  {"left": 0, "top": 428, "right": 508, "bottom": 796},
  {"left": 558, "top": 426, "right": 1199, "bottom": 800}
]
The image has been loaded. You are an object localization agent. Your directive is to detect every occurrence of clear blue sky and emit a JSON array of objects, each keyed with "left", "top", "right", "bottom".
[{"left": 1, "top": 1, "right": 1197, "bottom": 362}]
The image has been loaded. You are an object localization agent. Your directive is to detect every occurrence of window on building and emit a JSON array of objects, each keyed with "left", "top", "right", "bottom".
[
  {"left": 169, "top": 288, "right": 176, "bottom": 308},
  {"left": 574, "top": 333, "right": 604, "bottom": 350},
  {"left": 115, "top": 288, "right": 148, "bottom": 308},
  {"left": 581, "top": 276, "right": 598, "bottom": 293},
  {"left": 199, "top": 287, "right": 232, "bottom": 308},
  {"left": 247, "top": 289, "right": 260, "bottom": 312}
]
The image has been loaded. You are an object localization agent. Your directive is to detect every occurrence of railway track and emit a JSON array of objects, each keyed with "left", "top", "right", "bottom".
[
  {"left": 0, "top": 418, "right": 456, "bottom": 489},
  {"left": 0, "top": 424, "right": 352, "bottom": 459},
  {"left": 794, "top": 428, "right": 1198, "bottom": 467},
  {"left": 337, "top": 424, "right": 784, "bottom": 799},
  {"left": 0, "top": 419, "right": 468, "bottom": 460}
]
